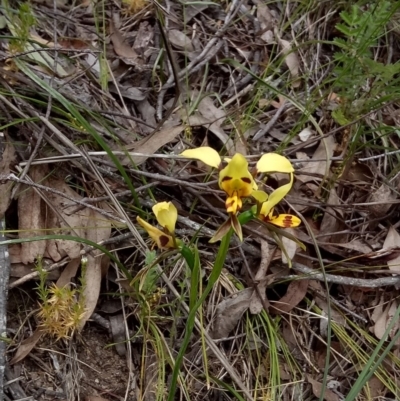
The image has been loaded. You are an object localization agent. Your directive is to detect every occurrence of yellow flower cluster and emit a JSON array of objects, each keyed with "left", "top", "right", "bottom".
[
  {"left": 181, "top": 147, "right": 300, "bottom": 241},
  {"left": 137, "top": 147, "right": 300, "bottom": 248}
]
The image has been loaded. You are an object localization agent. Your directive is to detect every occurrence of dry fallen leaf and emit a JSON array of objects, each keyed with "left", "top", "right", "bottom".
[
  {"left": 127, "top": 125, "right": 185, "bottom": 165},
  {"left": 45, "top": 177, "right": 90, "bottom": 261},
  {"left": 78, "top": 209, "right": 112, "bottom": 330},
  {"left": 281, "top": 228, "right": 298, "bottom": 264},
  {"left": 10, "top": 328, "right": 44, "bottom": 365},
  {"left": 168, "top": 29, "right": 194, "bottom": 52},
  {"left": 109, "top": 17, "right": 141, "bottom": 65},
  {"left": 367, "top": 182, "right": 397, "bottom": 219},
  {"left": 56, "top": 258, "right": 81, "bottom": 288},
  {"left": 270, "top": 279, "right": 309, "bottom": 314},
  {"left": 319, "top": 187, "right": 345, "bottom": 243},
  {"left": 86, "top": 397, "right": 110, "bottom": 401},
  {"left": 367, "top": 375, "right": 386, "bottom": 399},
  {"left": 109, "top": 314, "right": 127, "bottom": 356},
  {"left": 18, "top": 165, "right": 48, "bottom": 264},
  {"left": 382, "top": 227, "right": 400, "bottom": 272},
  {"left": 276, "top": 32, "right": 301, "bottom": 88},
  {"left": 371, "top": 299, "right": 399, "bottom": 341},
  {"left": 249, "top": 241, "right": 274, "bottom": 314},
  {"left": 196, "top": 95, "right": 234, "bottom": 153},
  {"left": 257, "top": 4, "right": 277, "bottom": 43},
  {"left": 210, "top": 288, "right": 253, "bottom": 338},
  {"left": 0, "top": 135, "right": 15, "bottom": 217},
  {"left": 307, "top": 376, "right": 340, "bottom": 401},
  {"left": 296, "top": 136, "right": 336, "bottom": 184}
]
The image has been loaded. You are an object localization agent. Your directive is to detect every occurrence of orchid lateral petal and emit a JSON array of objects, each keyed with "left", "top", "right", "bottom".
[
  {"left": 180, "top": 147, "right": 221, "bottom": 169},
  {"left": 256, "top": 153, "right": 294, "bottom": 174},
  {"left": 209, "top": 218, "right": 232, "bottom": 243},
  {"left": 251, "top": 190, "right": 269, "bottom": 203},
  {"left": 269, "top": 214, "right": 301, "bottom": 228},
  {"left": 260, "top": 174, "right": 294, "bottom": 217},
  {"left": 137, "top": 216, "right": 174, "bottom": 249},
  {"left": 152, "top": 201, "right": 178, "bottom": 234}
]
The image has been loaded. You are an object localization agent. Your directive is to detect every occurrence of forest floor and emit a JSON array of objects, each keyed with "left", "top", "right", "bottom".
[{"left": 2, "top": 0, "right": 400, "bottom": 400}]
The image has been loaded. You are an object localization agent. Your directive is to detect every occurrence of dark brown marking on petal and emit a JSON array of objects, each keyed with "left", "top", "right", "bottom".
[
  {"left": 160, "top": 235, "right": 170, "bottom": 247},
  {"left": 225, "top": 200, "right": 235, "bottom": 208},
  {"left": 221, "top": 176, "right": 232, "bottom": 182},
  {"left": 283, "top": 216, "right": 293, "bottom": 228},
  {"left": 241, "top": 177, "right": 252, "bottom": 184}
]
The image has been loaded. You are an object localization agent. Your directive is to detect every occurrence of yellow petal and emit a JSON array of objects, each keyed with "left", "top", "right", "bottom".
[
  {"left": 137, "top": 216, "right": 174, "bottom": 249},
  {"left": 259, "top": 174, "right": 293, "bottom": 217},
  {"left": 180, "top": 147, "right": 221, "bottom": 169},
  {"left": 152, "top": 201, "right": 178, "bottom": 234},
  {"left": 251, "top": 190, "right": 269, "bottom": 203},
  {"left": 218, "top": 153, "right": 257, "bottom": 197},
  {"left": 268, "top": 214, "right": 301, "bottom": 228},
  {"left": 256, "top": 153, "right": 294, "bottom": 174},
  {"left": 225, "top": 193, "right": 243, "bottom": 214}
]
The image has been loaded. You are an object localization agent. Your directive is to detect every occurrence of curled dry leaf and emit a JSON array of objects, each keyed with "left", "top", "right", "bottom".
[
  {"left": 10, "top": 328, "right": 44, "bottom": 365},
  {"left": 296, "top": 135, "right": 336, "bottom": 184},
  {"left": 45, "top": 177, "right": 90, "bottom": 261},
  {"left": 298, "top": 127, "right": 315, "bottom": 143},
  {"left": 275, "top": 32, "right": 301, "bottom": 88},
  {"left": 196, "top": 95, "right": 234, "bottom": 153},
  {"left": 210, "top": 288, "right": 253, "bottom": 339},
  {"left": 307, "top": 376, "right": 340, "bottom": 401},
  {"left": 168, "top": 29, "right": 194, "bottom": 52},
  {"left": 56, "top": 258, "right": 81, "bottom": 288},
  {"left": 18, "top": 165, "right": 48, "bottom": 265},
  {"left": 371, "top": 299, "right": 400, "bottom": 341},
  {"left": 319, "top": 187, "right": 345, "bottom": 243},
  {"left": 367, "top": 182, "right": 397, "bottom": 219},
  {"left": 281, "top": 228, "right": 298, "bottom": 264},
  {"left": 109, "top": 18, "right": 141, "bottom": 66},
  {"left": 249, "top": 241, "right": 273, "bottom": 314},
  {"left": 257, "top": 4, "right": 277, "bottom": 43},
  {"left": 109, "top": 314, "right": 126, "bottom": 356},
  {"left": 270, "top": 279, "right": 309, "bottom": 314},
  {"left": 383, "top": 226, "right": 400, "bottom": 272},
  {"left": 127, "top": 125, "right": 185, "bottom": 165},
  {"left": 78, "top": 208, "right": 112, "bottom": 330},
  {"left": 0, "top": 135, "right": 15, "bottom": 217}
]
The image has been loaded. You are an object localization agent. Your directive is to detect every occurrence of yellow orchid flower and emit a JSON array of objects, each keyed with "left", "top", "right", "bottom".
[
  {"left": 181, "top": 147, "right": 257, "bottom": 215},
  {"left": 137, "top": 216, "right": 175, "bottom": 249},
  {"left": 152, "top": 201, "right": 177, "bottom": 234},
  {"left": 181, "top": 146, "right": 299, "bottom": 240},
  {"left": 219, "top": 153, "right": 257, "bottom": 214},
  {"left": 137, "top": 201, "right": 179, "bottom": 249}
]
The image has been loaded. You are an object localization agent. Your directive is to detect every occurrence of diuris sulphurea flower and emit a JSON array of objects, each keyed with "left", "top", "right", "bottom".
[
  {"left": 181, "top": 147, "right": 299, "bottom": 241},
  {"left": 137, "top": 201, "right": 180, "bottom": 249}
]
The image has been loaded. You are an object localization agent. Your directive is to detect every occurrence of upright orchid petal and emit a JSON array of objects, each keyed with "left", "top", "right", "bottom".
[
  {"left": 137, "top": 217, "right": 175, "bottom": 249},
  {"left": 256, "top": 153, "right": 294, "bottom": 174},
  {"left": 218, "top": 154, "right": 257, "bottom": 214},
  {"left": 260, "top": 180, "right": 293, "bottom": 218},
  {"left": 180, "top": 147, "right": 222, "bottom": 169},
  {"left": 152, "top": 202, "right": 178, "bottom": 234}
]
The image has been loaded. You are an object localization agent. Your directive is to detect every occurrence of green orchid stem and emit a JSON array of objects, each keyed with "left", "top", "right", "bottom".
[{"left": 167, "top": 210, "right": 255, "bottom": 400}]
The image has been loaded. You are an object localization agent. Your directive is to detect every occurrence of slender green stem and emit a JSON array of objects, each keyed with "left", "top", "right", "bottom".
[{"left": 167, "top": 211, "right": 255, "bottom": 400}]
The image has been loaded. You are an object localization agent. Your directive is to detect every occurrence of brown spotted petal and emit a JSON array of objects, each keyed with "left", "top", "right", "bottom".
[{"left": 137, "top": 216, "right": 175, "bottom": 249}]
